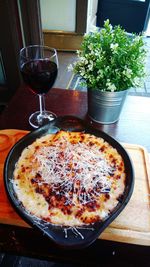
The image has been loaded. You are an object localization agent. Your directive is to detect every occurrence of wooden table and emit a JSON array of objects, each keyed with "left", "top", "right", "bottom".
[
  {"left": 0, "top": 86, "right": 150, "bottom": 266},
  {"left": 0, "top": 87, "right": 150, "bottom": 151}
]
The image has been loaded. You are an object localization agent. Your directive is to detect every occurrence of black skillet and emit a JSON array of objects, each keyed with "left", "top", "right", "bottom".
[{"left": 4, "top": 116, "right": 134, "bottom": 249}]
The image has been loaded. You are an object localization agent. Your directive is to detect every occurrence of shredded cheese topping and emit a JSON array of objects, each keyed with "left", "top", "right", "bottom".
[
  {"left": 33, "top": 136, "right": 114, "bottom": 205},
  {"left": 13, "top": 131, "right": 126, "bottom": 226}
]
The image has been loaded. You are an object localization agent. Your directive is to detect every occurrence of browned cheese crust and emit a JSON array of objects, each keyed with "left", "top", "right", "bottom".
[{"left": 13, "top": 131, "right": 126, "bottom": 226}]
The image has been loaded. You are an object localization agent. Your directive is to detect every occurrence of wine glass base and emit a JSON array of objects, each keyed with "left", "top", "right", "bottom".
[{"left": 29, "top": 111, "right": 57, "bottom": 128}]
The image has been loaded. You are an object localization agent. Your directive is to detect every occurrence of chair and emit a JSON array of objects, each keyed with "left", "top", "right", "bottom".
[{"left": 96, "top": 0, "right": 150, "bottom": 34}]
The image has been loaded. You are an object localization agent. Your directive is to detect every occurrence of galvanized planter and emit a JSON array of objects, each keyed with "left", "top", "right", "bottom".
[{"left": 88, "top": 88, "right": 129, "bottom": 124}]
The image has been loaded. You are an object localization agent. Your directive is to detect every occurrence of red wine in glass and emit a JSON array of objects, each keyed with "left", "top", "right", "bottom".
[
  {"left": 21, "top": 59, "right": 57, "bottom": 94},
  {"left": 20, "top": 45, "right": 58, "bottom": 128}
]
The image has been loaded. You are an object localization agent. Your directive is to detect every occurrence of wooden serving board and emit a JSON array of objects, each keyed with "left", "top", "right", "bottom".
[{"left": 0, "top": 129, "right": 150, "bottom": 246}]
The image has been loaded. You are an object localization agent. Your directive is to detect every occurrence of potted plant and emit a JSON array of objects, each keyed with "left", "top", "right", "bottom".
[{"left": 71, "top": 20, "right": 147, "bottom": 124}]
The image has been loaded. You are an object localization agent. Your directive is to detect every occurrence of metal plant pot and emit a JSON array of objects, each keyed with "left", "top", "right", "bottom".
[{"left": 88, "top": 88, "right": 129, "bottom": 124}]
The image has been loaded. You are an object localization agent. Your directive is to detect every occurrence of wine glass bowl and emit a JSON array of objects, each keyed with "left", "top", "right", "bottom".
[{"left": 20, "top": 45, "right": 58, "bottom": 128}]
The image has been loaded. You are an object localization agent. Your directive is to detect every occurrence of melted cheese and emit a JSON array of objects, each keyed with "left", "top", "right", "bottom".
[
  {"left": 34, "top": 138, "right": 113, "bottom": 205},
  {"left": 13, "top": 131, "right": 126, "bottom": 226}
]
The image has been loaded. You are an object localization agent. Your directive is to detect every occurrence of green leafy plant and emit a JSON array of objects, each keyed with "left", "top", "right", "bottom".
[{"left": 72, "top": 20, "right": 147, "bottom": 92}]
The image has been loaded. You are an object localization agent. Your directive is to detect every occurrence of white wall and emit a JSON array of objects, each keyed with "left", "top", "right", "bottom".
[{"left": 40, "top": 0, "right": 76, "bottom": 32}]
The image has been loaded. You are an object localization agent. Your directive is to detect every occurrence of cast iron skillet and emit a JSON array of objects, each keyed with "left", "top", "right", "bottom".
[{"left": 4, "top": 116, "right": 134, "bottom": 249}]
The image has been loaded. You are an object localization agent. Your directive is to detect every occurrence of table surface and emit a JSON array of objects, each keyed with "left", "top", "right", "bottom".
[
  {"left": 0, "top": 86, "right": 150, "bottom": 266},
  {"left": 1, "top": 86, "right": 150, "bottom": 151}
]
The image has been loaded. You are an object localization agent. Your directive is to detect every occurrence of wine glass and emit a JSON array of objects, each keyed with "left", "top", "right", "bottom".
[{"left": 20, "top": 45, "right": 58, "bottom": 128}]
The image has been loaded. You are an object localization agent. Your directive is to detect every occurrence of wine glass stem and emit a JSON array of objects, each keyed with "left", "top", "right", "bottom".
[{"left": 39, "top": 94, "right": 45, "bottom": 115}]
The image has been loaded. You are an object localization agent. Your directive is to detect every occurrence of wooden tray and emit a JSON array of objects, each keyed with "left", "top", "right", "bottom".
[{"left": 0, "top": 129, "right": 150, "bottom": 246}]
